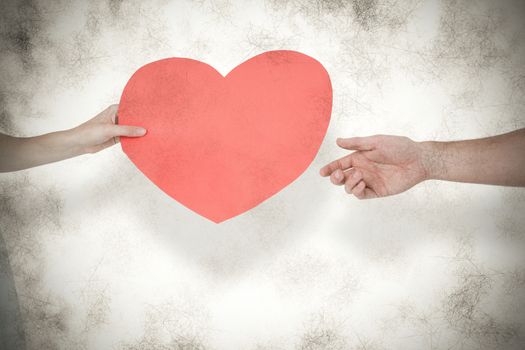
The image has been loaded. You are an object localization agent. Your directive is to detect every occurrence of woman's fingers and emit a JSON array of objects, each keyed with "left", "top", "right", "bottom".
[
  {"left": 84, "top": 137, "right": 117, "bottom": 154},
  {"left": 107, "top": 104, "right": 119, "bottom": 123}
]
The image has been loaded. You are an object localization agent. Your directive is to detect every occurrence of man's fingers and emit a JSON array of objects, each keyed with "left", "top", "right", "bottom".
[
  {"left": 363, "top": 187, "right": 379, "bottom": 199},
  {"left": 110, "top": 125, "right": 147, "bottom": 138},
  {"left": 330, "top": 169, "right": 345, "bottom": 185},
  {"left": 320, "top": 154, "right": 354, "bottom": 176},
  {"left": 344, "top": 170, "right": 363, "bottom": 193},
  {"left": 351, "top": 180, "right": 379, "bottom": 200},
  {"left": 352, "top": 181, "right": 367, "bottom": 199},
  {"left": 337, "top": 137, "right": 375, "bottom": 151}
]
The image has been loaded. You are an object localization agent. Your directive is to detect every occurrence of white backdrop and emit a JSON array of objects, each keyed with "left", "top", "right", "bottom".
[{"left": 1, "top": 0, "right": 525, "bottom": 349}]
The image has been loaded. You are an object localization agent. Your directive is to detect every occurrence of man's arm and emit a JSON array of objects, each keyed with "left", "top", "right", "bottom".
[
  {"left": 420, "top": 128, "right": 525, "bottom": 187},
  {"left": 320, "top": 128, "right": 525, "bottom": 199},
  {"left": 0, "top": 105, "right": 146, "bottom": 173}
]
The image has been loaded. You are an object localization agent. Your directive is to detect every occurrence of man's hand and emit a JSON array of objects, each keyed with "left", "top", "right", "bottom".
[
  {"left": 320, "top": 129, "right": 525, "bottom": 199},
  {"left": 320, "top": 135, "right": 428, "bottom": 199}
]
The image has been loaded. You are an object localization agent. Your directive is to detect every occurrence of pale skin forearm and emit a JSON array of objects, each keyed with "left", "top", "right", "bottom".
[
  {"left": 0, "top": 130, "right": 83, "bottom": 172},
  {"left": 420, "top": 128, "right": 525, "bottom": 186},
  {"left": 0, "top": 105, "right": 145, "bottom": 173}
]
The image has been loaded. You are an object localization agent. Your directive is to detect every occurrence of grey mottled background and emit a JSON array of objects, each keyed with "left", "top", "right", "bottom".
[{"left": 1, "top": 0, "right": 525, "bottom": 349}]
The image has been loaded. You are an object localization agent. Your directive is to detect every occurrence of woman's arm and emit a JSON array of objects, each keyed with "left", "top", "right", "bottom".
[{"left": 0, "top": 105, "right": 146, "bottom": 173}]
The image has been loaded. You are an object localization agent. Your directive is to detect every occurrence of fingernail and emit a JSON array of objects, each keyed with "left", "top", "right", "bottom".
[
  {"left": 137, "top": 127, "right": 147, "bottom": 136},
  {"left": 335, "top": 170, "right": 342, "bottom": 180},
  {"left": 353, "top": 171, "right": 360, "bottom": 179}
]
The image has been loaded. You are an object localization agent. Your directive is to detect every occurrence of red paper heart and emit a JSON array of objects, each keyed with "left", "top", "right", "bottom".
[{"left": 118, "top": 50, "right": 332, "bottom": 223}]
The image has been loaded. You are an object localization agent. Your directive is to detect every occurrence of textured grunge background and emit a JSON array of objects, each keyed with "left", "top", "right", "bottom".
[{"left": 1, "top": 0, "right": 525, "bottom": 349}]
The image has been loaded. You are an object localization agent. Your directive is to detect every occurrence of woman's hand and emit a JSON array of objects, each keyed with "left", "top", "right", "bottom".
[
  {"left": 0, "top": 104, "right": 146, "bottom": 172},
  {"left": 70, "top": 104, "right": 146, "bottom": 154}
]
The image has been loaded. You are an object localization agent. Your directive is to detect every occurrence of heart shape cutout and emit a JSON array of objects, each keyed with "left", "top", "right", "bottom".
[{"left": 118, "top": 50, "right": 332, "bottom": 223}]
